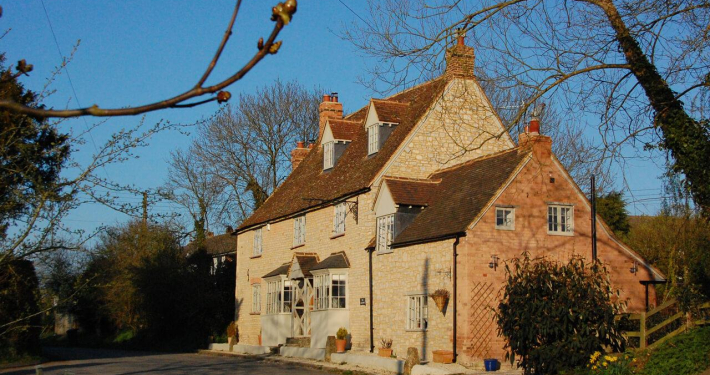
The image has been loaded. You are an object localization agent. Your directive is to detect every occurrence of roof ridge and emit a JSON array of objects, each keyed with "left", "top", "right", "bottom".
[
  {"left": 384, "top": 176, "right": 442, "bottom": 184},
  {"left": 329, "top": 118, "right": 361, "bottom": 124},
  {"left": 372, "top": 98, "right": 410, "bottom": 105},
  {"left": 384, "top": 76, "right": 447, "bottom": 101},
  {"left": 429, "top": 146, "right": 527, "bottom": 177}
]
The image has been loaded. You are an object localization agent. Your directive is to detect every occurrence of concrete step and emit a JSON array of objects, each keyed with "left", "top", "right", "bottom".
[{"left": 285, "top": 337, "right": 311, "bottom": 347}]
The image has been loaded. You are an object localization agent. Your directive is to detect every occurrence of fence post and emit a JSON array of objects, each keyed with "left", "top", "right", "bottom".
[{"left": 639, "top": 312, "right": 647, "bottom": 349}]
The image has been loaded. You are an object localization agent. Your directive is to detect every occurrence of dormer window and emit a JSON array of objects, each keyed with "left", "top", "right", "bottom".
[
  {"left": 323, "top": 141, "right": 334, "bottom": 170},
  {"left": 368, "top": 124, "right": 379, "bottom": 155}
]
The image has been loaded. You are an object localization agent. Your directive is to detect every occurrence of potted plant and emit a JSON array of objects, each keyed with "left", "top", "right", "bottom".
[
  {"left": 378, "top": 338, "right": 393, "bottom": 357},
  {"left": 335, "top": 327, "right": 348, "bottom": 353},
  {"left": 226, "top": 321, "right": 238, "bottom": 352},
  {"left": 483, "top": 347, "right": 498, "bottom": 371}
]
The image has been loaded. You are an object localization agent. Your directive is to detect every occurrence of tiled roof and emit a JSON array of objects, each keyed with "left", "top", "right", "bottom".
[
  {"left": 263, "top": 263, "right": 290, "bottom": 278},
  {"left": 372, "top": 99, "right": 409, "bottom": 123},
  {"left": 184, "top": 233, "right": 235, "bottom": 256},
  {"left": 291, "top": 253, "right": 320, "bottom": 277},
  {"left": 311, "top": 251, "right": 350, "bottom": 271},
  {"left": 385, "top": 177, "right": 441, "bottom": 206},
  {"left": 237, "top": 76, "right": 449, "bottom": 232},
  {"left": 392, "top": 148, "right": 530, "bottom": 246},
  {"left": 329, "top": 119, "right": 360, "bottom": 141}
]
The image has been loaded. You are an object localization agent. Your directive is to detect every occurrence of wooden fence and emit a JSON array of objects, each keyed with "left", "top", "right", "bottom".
[{"left": 624, "top": 299, "right": 710, "bottom": 350}]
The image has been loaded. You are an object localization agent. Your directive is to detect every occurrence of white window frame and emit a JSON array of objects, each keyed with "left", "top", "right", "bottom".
[
  {"left": 323, "top": 141, "right": 334, "bottom": 170},
  {"left": 376, "top": 214, "right": 395, "bottom": 254},
  {"left": 548, "top": 204, "right": 574, "bottom": 235},
  {"left": 406, "top": 294, "right": 428, "bottom": 331},
  {"left": 313, "top": 271, "right": 347, "bottom": 311},
  {"left": 265, "top": 277, "right": 293, "bottom": 314},
  {"left": 253, "top": 228, "right": 263, "bottom": 256},
  {"left": 293, "top": 215, "right": 306, "bottom": 246},
  {"left": 368, "top": 124, "right": 379, "bottom": 155},
  {"left": 333, "top": 202, "right": 347, "bottom": 235},
  {"left": 251, "top": 283, "right": 261, "bottom": 314},
  {"left": 495, "top": 207, "right": 515, "bottom": 230}
]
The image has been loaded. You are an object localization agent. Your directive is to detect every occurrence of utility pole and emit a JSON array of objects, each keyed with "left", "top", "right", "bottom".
[
  {"left": 142, "top": 191, "right": 148, "bottom": 227},
  {"left": 591, "top": 175, "right": 597, "bottom": 261}
]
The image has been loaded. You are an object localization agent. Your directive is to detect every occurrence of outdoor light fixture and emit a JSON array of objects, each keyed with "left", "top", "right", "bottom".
[
  {"left": 489, "top": 255, "right": 499, "bottom": 271},
  {"left": 630, "top": 261, "right": 638, "bottom": 274}
]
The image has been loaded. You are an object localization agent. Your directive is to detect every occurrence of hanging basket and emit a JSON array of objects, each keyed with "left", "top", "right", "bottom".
[{"left": 430, "top": 289, "right": 450, "bottom": 313}]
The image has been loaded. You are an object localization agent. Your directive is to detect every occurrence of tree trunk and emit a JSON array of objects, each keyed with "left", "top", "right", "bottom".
[{"left": 586, "top": 0, "right": 710, "bottom": 214}]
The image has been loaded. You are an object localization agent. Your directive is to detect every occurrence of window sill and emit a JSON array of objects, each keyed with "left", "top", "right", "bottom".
[
  {"left": 495, "top": 226, "right": 515, "bottom": 231},
  {"left": 376, "top": 250, "right": 394, "bottom": 255},
  {"left": 405, "top": 329, "right": 428, "bottom": 332},
  {"left": 547, "top": 231, "right": 574, "bottom": 237},
  {"left": 250, "top": 312, "right": 261, "bottom": 315},
  {"left": 330, "top": 233, "right": 345, "bottom": 239},
  {"left": 291, "top": 243, "right": 305, "bottom": 250},
  {"left": 250, "top": 254, "right": 262, "bottom": 259}
]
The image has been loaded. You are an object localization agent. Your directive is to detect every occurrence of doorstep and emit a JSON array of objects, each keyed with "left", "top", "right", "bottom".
[{"left": 207, "top": 343, "right": 271, "bottom": 355}]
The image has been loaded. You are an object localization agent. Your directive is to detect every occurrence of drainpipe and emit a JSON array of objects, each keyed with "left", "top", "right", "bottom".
[
  {"left": 591, "top": 174, "right": 597, "bottom": 261},
  {"left": 369, "top": 248, "right": 374, "bottom": 352},
  {"left": 452, "top": 236, "right": 460, "bottom": 363}
]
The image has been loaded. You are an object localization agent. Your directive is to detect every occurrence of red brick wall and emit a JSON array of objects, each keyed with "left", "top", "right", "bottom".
[{"left": 456, "top": 145, "right": 658, "bottom": 365}]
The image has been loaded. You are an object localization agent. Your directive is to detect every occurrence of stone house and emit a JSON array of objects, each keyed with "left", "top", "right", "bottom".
[{"left": 232, "top": 37, "right": 664, "bottom": 366}]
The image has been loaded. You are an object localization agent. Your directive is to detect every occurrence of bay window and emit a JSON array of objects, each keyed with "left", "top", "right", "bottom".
[
  {"left": 314, "top": 272, "right": 347, "bottom": 310},
  {"left": 265, "top": 277, "right": 293, "bottom": 314}
]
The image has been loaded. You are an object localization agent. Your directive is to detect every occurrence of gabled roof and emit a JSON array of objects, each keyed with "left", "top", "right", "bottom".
[
  {"left": 371, "top": 99, "right": 409, "bottom": 123},
  {"left": 237, "top": 76, "right": 449, "bottom": 232},
  {"left": 384, "top": 177, "right": 441, "bottom": 207},
  {"left": 184, "top": 233, "right": 235, "bottom": 256},
  {"left": 329, "top": 119, "right": 360, "bottom": 141},
  {"left": 392, "top": 147, "right": 530, "bottom": 246},
  {"left": 311, "top": 251, "right": 350, "bottom": 271},
  {"left": 263, "top": 262, "right": 290, "bottom": 278},
  {"left": 289, "top": 253, "right": 320, "bottom": 278}
]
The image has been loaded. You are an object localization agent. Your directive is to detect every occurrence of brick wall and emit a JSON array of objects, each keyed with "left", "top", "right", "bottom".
[{"left": 456, "top": 145, "right": 658, "bottom": 366}]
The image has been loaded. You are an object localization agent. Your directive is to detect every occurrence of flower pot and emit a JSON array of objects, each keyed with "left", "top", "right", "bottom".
[
  {"left": 378, "top": 348, "right": 393, "bottom": 357},
  {"left": 432, "top": 350, "right": 454, "bottom": 364},
  {"left": 484, "top": 358, "right": 499, "bottom": 371},
  {"left": 335, "top": 339, "right": 347, "bottom": 353},
  {"left": 431, "top": 294, "right": 449, "bottom": 312}
]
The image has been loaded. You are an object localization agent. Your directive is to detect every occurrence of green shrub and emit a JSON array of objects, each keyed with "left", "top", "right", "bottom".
[
  {"left": 495, "top": 253, "right": 626, "bottom": 375},
  {"left": 640, "top": 326, "right": 710, "bottom": 375}
]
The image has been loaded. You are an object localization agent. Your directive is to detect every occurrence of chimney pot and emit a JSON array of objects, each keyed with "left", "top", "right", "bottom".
[
  {"left": 457, "top": 35, "right": 465, "bottom": 46},
  {"left": 319, "top": 91, "right": 343, "bottom": 139},
  {"left": 308, "top": 143, "right": 314, "bottom": 149},
  {"left": 323, "top": 94, "right": 331, "bottom": 102},
  {"left": 296, "top": 141, "right": 305, "bottom": 148},
  {"left": 226, "top": 226, "right": 233, "bottom": 234},
  {"left": 331, "top": 92, "right": 339, "bottom": 102},
  {"left": 528, "top": 119, "right": 540, "bottom": 134}
]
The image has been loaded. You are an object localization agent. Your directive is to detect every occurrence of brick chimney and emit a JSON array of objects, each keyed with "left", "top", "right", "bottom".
[
  {"left": 319, "top": 92, "right": 343, "bottom": 139},
  {"left": 291, "top": 141, "right": 309, "bottom": 170},
  {"left": 519, "top": 108, "right": 552, "bottom": 161},
  {"left": 444, "top": 32, "right": 475, "bottom": 79}
]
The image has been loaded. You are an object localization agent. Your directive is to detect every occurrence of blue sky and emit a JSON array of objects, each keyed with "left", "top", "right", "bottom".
[{"left": 2, "top": 1, "right": 666, "bottom": 239}]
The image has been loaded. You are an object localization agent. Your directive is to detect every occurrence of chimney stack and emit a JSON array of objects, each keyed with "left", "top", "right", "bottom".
[
  {"left": 319, "top": 92, "right": 343, "bottom": 139},
  {"left": 444, "top": 30, "right": 475, "bottom": 79},
  {"left": 291, "top": 141, "right": 309, "bottom": 170},
  {"left": 519, "top": 105, "right": 552, "bottom": 160}
]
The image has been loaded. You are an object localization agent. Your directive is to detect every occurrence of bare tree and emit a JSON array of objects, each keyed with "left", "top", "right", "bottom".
[
  {"left": 192, "top": 79, "right": 320, "bottom": 225},
  {"left": 163, "top": 147, "right": 227, "bottom": 248},
  {"left": 343, "top": 0, "right": 710, "bottom": 211},
  {"left": 0, "top": 1, "right": 298, "bottom": 118}
]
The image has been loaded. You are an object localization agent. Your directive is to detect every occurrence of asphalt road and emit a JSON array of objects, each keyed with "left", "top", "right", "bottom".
[{"left": 2, "top": 347, "right": 341, "bottom": 375}]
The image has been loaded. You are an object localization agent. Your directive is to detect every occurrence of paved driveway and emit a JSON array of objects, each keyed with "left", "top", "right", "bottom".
[{"left": 2, "top": 347, "right": 341, "bottom": 375}]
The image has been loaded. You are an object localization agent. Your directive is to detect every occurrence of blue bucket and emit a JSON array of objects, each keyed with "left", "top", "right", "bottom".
[{"left": 484, "top": 358, "right": 499, "bottom": 371}]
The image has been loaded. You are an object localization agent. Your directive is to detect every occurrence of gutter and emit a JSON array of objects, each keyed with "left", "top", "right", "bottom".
[
  {"left": 390, "top": 232, "right": 466, "bottom": 249},
  {"left": 452, "top": 235, "right": 460, "bottom": 363}
]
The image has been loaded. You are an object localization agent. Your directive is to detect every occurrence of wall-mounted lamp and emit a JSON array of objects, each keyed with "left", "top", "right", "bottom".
[
  {"left": 266, "top": 223, "right": 271, "bottom": 231},
  {"left": 489, "top": 255, "right": 499, "bottom": 271},
  {"left": 629, "top": 261, "right": 638, "bottom": 274}
]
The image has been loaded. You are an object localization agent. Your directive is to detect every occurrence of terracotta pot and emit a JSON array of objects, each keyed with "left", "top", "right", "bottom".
[
  {"left": 378, "top": 348, "right": 393, "bottom": 358},
  {"left": 432, "top": 350, "right": 454, "bottom": 364},
  {"left": 335, "top": 339, "right": 347, "bottom": 353}
]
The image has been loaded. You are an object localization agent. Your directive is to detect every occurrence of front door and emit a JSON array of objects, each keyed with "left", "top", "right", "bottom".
[{"left": 292, "top": 277, "right": 313, "bottom": 337}]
